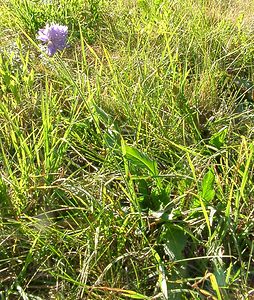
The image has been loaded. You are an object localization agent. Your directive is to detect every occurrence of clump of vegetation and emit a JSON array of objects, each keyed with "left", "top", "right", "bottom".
[{"left": 0, "top": 0, "right": 254, "bottom": 299}]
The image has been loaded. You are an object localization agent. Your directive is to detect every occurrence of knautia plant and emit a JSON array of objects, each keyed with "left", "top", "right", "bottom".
[
  {"left": 1, "top": 0, "right": 254, "bottom": 299},
  {"left": 37, "top": 24, "right": 68, "bottom": 56}
]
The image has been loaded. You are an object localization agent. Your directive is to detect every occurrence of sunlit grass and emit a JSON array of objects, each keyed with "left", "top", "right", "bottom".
[{"left": 0, "top": 0, "right": 254, "bottom": 299}]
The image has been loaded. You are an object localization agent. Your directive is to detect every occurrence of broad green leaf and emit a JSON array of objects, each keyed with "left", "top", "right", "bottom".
[
  {"left": 201, "top": 169, "right": 215, "bottom": 203},
  {"left": 209, "top": 127, "right": 227, "bottom": 149},
  {"left": 158, "top": 224, "right": 187, "bottom": 299},
  {"left": 122, "top": 143, "right": 159, "bottom": 176},
  {"left": 159, "top": 224, "right": 187, "bottom": 261}
]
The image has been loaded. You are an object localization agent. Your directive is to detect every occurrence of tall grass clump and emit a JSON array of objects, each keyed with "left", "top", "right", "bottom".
[{"left": 0, "top": 0, "right": 254, "bottom": 299}]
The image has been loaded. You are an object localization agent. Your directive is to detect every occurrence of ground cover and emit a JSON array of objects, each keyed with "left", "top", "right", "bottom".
[{"left": 0, "top": 0, "right": 254, "bottom": 299}]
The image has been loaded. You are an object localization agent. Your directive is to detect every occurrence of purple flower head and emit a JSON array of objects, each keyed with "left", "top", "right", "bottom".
[{"left": 37, "top": 24, "right": 68, "bottom": 56}]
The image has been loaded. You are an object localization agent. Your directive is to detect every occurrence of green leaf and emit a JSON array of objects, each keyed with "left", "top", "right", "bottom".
[
  {"left": 104, "top": 129, "right": 121, "bottom": 150},
  {"left": 93, "top": 103, "right": 113, "bottom": 125},
  {"left": 201, "top": 169, "right": 215, "bottom": 203},
  {"left": 157, "top": 225, "right": 187, "bottom": 300},
  {"left": 122, "top": 144, "right": 159, "bottom": 177},
  {"left": 209, "top": 127, "right": 227, "bottom": 149},
  {"left": 159, "top": 224, "right": 187, "bottom": 261}
]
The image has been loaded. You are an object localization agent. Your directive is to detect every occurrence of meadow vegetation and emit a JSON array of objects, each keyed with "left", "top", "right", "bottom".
[{"left": 0, "top": 0, "right": 254, "bottom": 299}]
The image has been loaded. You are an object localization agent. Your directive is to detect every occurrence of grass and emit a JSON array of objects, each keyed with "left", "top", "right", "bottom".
[{"left": 0, "top": 0, "right": 254, "bottom": 299}]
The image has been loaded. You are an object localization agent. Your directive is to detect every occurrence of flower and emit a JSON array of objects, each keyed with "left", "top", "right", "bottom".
[{"left": 37, "top": 24, "right": 68, "bottom": 56}]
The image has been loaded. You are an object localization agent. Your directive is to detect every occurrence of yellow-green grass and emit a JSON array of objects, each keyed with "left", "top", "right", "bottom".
[{"left": 0, "top": 0, "right": 254, "bottom": 299}]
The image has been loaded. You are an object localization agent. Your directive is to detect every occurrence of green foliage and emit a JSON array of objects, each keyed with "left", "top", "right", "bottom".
[
  {"left": 1, "top": 0, "right": 254, "bottom": 299},
  {"left": 209, "top": 127, "right": 228, "bottom": 150},
  {"left": 6, "top": 0, "right": 102, "bottom": 42},
  {"left": 200, "top": 169, "right": 215, "bottom": 204},
  {"left": 122, "top": 144, "right": 159, "bottom": 177}
]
